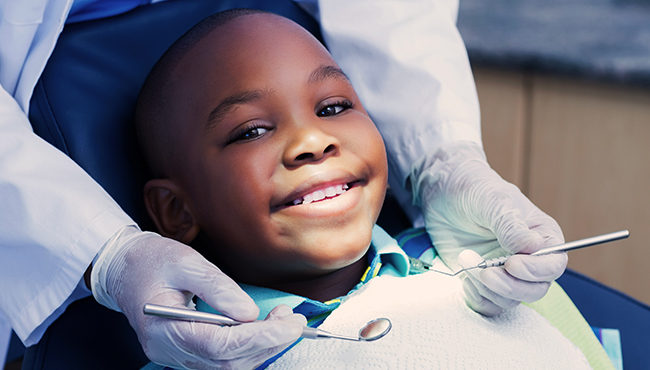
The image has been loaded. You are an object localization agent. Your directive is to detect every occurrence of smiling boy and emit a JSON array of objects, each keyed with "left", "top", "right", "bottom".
[{"left": 136, "top": 8, "right": 388, "bottom": 304}]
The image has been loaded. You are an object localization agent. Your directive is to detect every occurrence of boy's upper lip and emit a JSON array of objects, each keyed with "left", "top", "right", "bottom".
[{"left": 271, "top": 170, "right": 362, "bottom": 210}]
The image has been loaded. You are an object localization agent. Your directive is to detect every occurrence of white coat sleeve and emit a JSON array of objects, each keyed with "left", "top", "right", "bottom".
[
  {"left": 0, "top": 0, "right": 135, "bottom": 346},
  {"left": 315, "top": 0, "right": 482, "bottom": 221},
  {"left": 0, "top": 86, "right": 135, "bottom": 345}
]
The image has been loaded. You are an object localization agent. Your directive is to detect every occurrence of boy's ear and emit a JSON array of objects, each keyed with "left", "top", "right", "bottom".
[{"left": 143, "top": 179, "right": 201, "bottom": 244}]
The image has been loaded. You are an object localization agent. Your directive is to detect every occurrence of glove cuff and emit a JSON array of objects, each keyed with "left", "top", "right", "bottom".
[{"left": 90, "top": 225, "right": 142, "bottom": 312}]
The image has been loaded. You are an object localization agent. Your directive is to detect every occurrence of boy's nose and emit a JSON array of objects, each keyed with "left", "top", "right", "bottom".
[{"left": 283, "top": 125, "right": 340, "bottom": 167}]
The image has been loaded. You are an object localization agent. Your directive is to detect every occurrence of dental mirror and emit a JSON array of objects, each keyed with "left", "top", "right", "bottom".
[
  {"left": 301, "top": 317, "right": 392, "bottom": 342},
  {"left": 144, "top": 303, "right": 391, "bottom": 342},
  {"left": 359, "top": 318, "right": 392, "bottom": 341}
]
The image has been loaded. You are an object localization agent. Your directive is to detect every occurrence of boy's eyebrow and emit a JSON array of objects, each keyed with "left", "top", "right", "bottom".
[
  {"left": 308, "top": 65, "right": 349, "bottom": 84},
  {"left": 206, "top": 89, "right": 266, "bottom": 129}
]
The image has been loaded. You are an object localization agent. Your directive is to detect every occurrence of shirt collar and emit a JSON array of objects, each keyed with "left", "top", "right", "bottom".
[{"left": 369, "top": 224, "right": 410, "bottom": 278}]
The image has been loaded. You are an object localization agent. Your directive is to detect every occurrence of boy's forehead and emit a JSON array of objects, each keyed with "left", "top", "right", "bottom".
[
  {"left": 172, "top": 13, "right": 333, "bottom": 95},
  {"left": 185, "top": 13, "right": 326, "bottom": 70},
  {"left": 169, "top": 13, "right": 337, "bottom": 125}
]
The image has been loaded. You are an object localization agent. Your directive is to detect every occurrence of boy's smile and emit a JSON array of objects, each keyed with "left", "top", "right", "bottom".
[
  {"left": 280, "top": 181, "right": 350, "bottom": 207},
  {"left": 149, "top": 13, "right": 388, "bottom": 296},
  {"left": 273, "top": 172, "right": 358, "bottom": 211}
]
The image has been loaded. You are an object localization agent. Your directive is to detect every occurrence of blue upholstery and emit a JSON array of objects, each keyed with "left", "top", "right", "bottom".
[
  {"left": 21, "top": 297, "right": 148, "bottom": 369},
  {"left": 21, "top": 0, "right": 650, "bottom": 368}
]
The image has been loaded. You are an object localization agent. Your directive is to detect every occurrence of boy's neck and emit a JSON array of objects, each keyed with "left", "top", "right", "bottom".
[{"left": 269, "top": 257, "right": 368, "bottom": 302}]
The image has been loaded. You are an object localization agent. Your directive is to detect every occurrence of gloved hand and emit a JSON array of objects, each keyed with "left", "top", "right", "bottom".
[
  {"left": 91, "top": 226, "right": 305, "bottom": 369},
  {"left": 411, "top": 141, "right": 568, "bottom": 316}
]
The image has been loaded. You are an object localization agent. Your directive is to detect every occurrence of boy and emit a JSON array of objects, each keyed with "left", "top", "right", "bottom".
[
  {"left": 136, "top": 8, "right": 389, "bottom": 303},
  {"left": 136, "top": 9, "right": 599, "bottom": 370}
]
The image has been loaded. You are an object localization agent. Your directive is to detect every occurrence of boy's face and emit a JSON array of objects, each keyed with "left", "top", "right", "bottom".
[{"left": 168, "top": 14, "right": 388, "bottom": 284}]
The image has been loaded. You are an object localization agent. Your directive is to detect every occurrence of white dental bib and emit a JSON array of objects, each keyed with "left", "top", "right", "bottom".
[{"left": 268, "top": 271, "right": 591, "bottom": 369}]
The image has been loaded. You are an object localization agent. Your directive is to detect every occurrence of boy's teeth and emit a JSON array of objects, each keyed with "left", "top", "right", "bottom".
[
  {"left": 292, "top": 183, "right": 351, "bottom": 206},
  {"left": 312, "top": 190, "right": 326, "bottom": 202}
]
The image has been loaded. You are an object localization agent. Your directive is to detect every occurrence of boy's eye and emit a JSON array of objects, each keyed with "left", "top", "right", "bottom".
[
  {"left": 229, "top": 125, "right": 270, "bottom": 144},
  {"left": 241, "top": 127, "right": 268, "bottom": 140},
  {"left": 317, "top": 99, "right": 353, "bottom": 117}
]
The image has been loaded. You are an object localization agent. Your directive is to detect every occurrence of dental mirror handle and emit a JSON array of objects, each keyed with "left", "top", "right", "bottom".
[
  {"left": 143, "top": 304, "right": 361, "bottom": 341},
  {"left": 143, "top": 303, "right": 241, "bottom": 326},
  {"left": 301, "top": 326, "right": 360, "bottom": 341}
]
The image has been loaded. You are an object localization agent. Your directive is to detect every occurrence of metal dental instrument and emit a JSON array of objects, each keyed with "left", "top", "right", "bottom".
[
  {"left": 143, "top": 303, "right": 392, "bottom": 342},
  {"left": 303, "top": 317, "right": 392, "bottom": 342},
  {"left": 419, "top": 229, "right": 630, "bottom": 277}
]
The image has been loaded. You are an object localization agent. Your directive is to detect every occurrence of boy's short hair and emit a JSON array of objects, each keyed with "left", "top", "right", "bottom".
[{"left": 135, "top": 8, "right": 270, "bottom": 178}]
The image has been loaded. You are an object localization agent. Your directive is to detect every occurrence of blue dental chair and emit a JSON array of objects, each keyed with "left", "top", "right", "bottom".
[{"left": 16, "top": 0, "right": 650, "bottom": 368}]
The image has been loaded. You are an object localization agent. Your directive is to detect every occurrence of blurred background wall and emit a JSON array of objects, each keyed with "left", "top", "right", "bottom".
[{"left": 458, "top": 0, "right": 650, "bottom": 305}]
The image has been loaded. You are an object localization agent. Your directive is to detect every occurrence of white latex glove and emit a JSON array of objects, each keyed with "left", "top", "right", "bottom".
[
  {"left": 411, "top": 142, "right": 568, "bottom": 316},
  {"left": 91, "top": 226, "right": 305, "bottom": 369}
]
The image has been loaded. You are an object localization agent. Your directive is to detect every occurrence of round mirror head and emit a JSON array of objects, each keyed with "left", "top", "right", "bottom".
[{"left": 359, "top": 318, "right": 392, "bottom": 341}]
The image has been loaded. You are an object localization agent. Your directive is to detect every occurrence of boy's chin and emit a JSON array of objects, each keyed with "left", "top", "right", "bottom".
[{"left": 301, "top": 240, "right": 371, "bottom": 272}]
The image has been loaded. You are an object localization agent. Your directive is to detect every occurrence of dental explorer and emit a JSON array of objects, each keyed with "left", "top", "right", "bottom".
[{"left": 421, "top": 229, "right": 630, "bottom": 277}]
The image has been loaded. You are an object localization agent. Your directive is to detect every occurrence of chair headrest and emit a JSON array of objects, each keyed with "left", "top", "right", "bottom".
[{"left": 29, "top": 0, "right": 321, "bottom": 228}]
